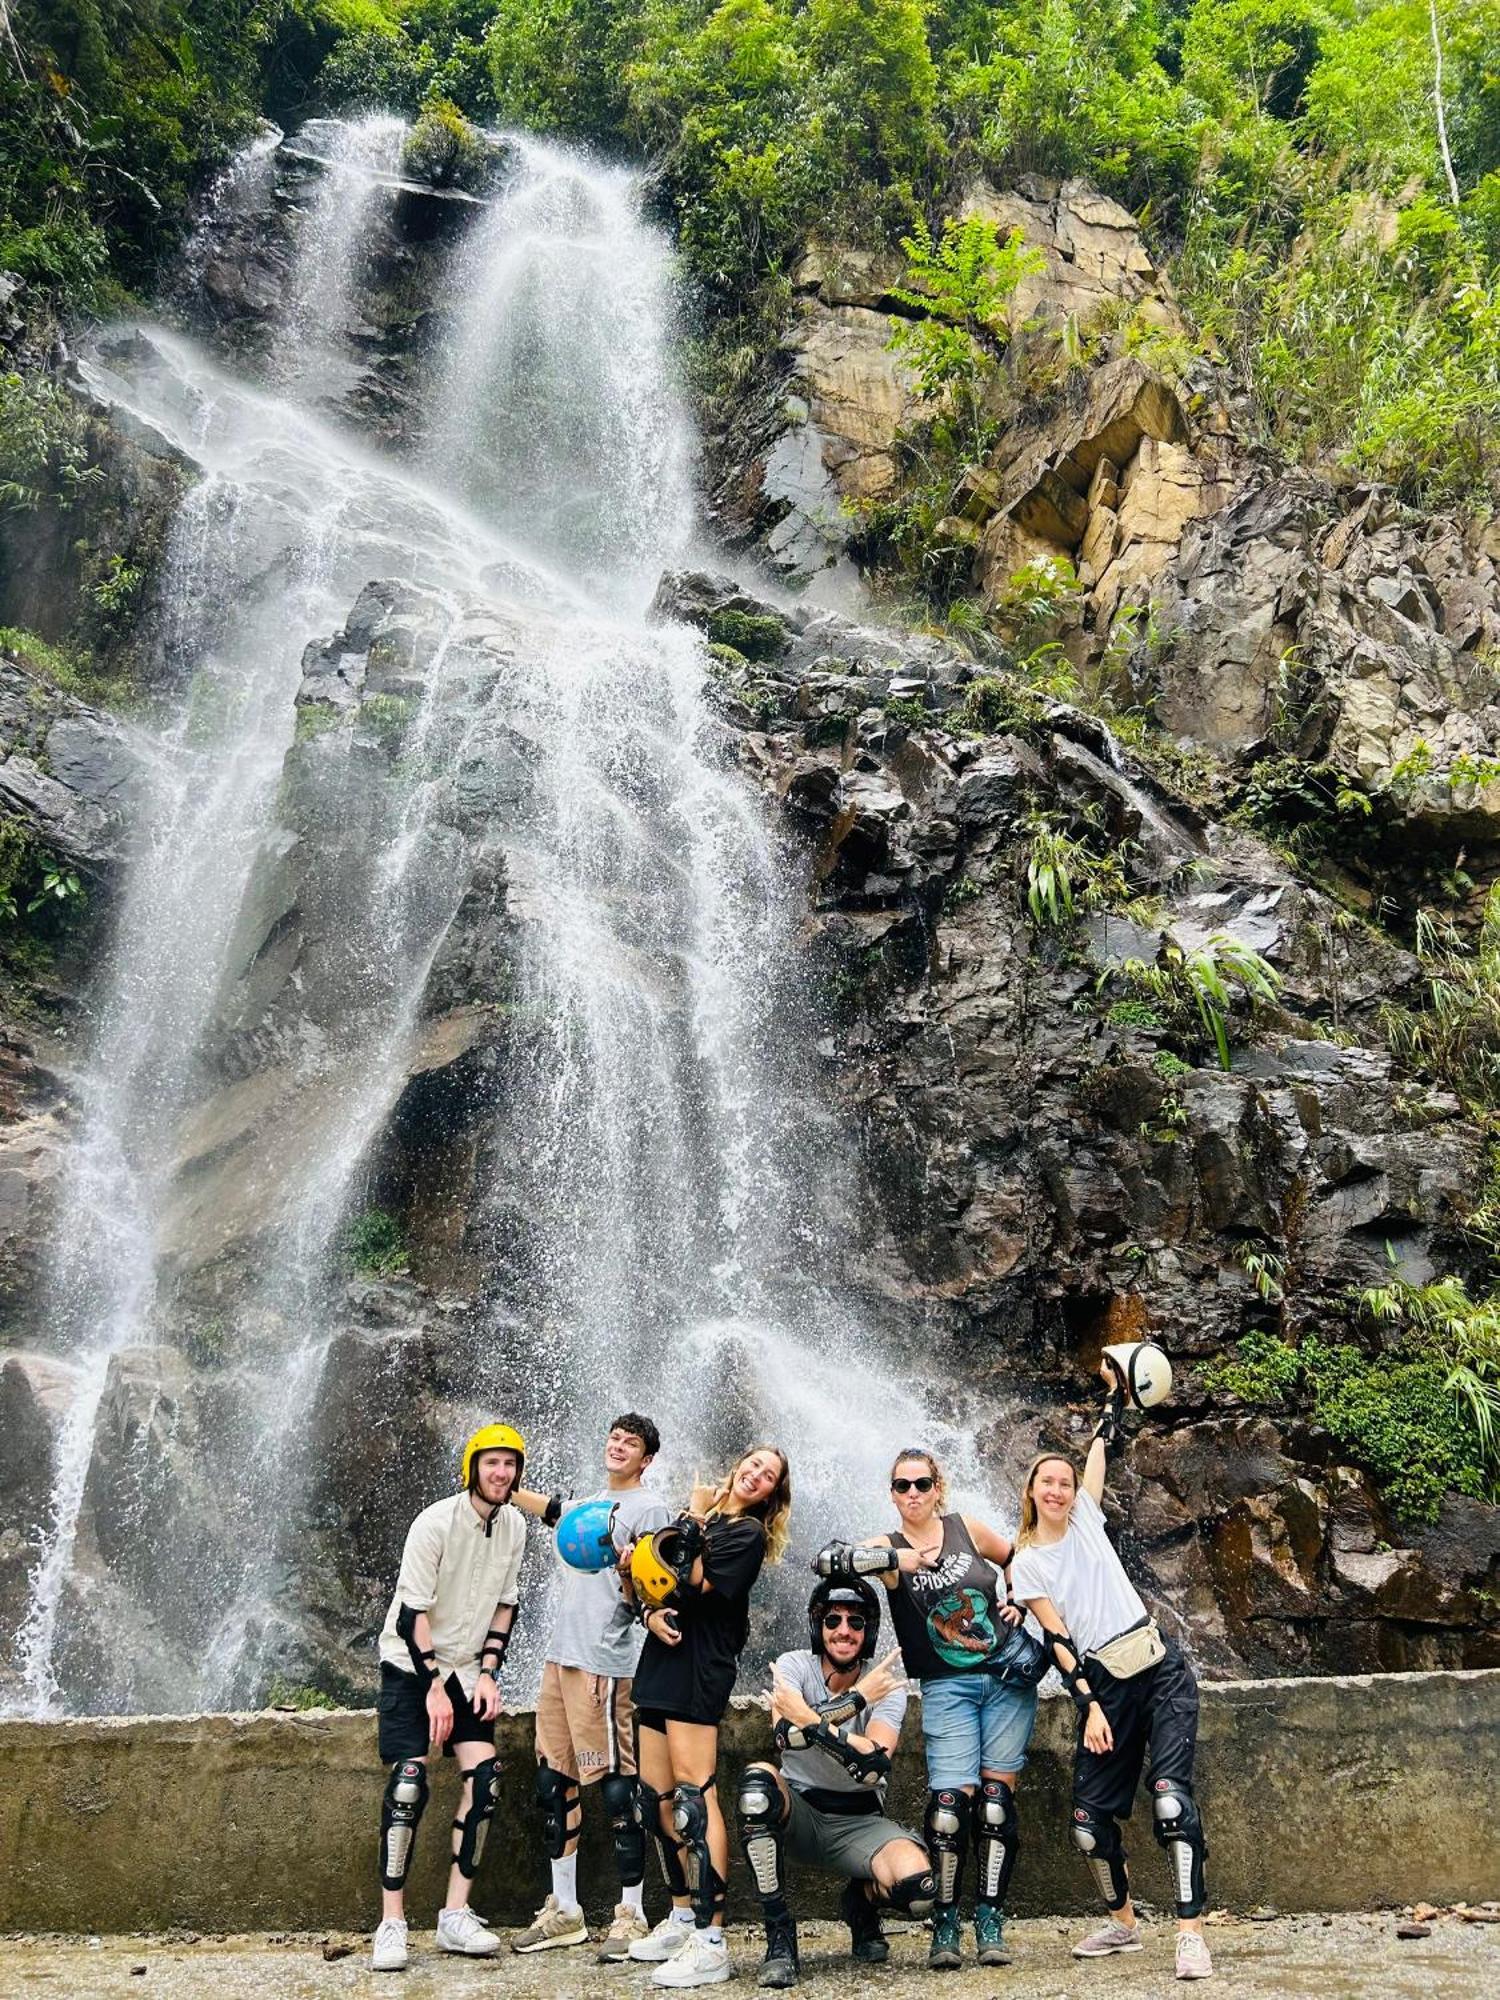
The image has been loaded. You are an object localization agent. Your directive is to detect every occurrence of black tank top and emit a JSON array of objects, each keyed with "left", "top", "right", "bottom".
[{"left": 888, "top": 1514, "right": 1004, "bottom": 1682}]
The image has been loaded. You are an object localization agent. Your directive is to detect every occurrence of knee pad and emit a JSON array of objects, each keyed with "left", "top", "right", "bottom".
[
  {"left": 453, "top": 1756, "right": 498, "bottom": 1879},
  {"left": 1071, "top": 1806, "right": 1130, "bottom": 1912},
  {"left": 923, "top": 1788, "right": 968, "bottom": 1911},
  {"left": 883, "top": 1867, "right": 937, "bottom": 1919},
  {"left": 379, "top": 1758, "right": 428, "bottom": 1891},
  {"left": 1152, "top": 1779, "right": 1207, "bottom": 1918},
  {"left": 735, "top": 1767, "right": 787, "bottom": 1910},
  {"left": 672, "top": 1779, "right": 724, "bottom": 1926},
  {"left": 973, "top": 1777, "right": 1019, "bottom": 1908},
  {"left": 601, "top": 1772, "right": 646, "bottom": 1890},
  {"left": 535, "top": 1759, "right": 579, "bottom": 1861},
  {"left": 641, "top": 1779, "right": 689, "bottom": 1897}
]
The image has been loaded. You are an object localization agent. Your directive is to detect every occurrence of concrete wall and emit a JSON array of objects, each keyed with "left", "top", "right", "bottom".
[{"left": 2, "top": 1671, "right": 1497, "bottom": 1933}]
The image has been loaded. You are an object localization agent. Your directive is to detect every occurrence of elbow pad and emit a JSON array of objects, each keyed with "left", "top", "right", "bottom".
[
  {"left": 395, "top": 1602, "right": 437, "bottom": 1686},
  {"left": 1041, "top": 1627, "right": 1093, "bottom": 1714},
  {"left": 815, "top": 1690, "right": 867, "bottom": 1729},
  {"left": 775, "top": 1715, "right": 887, "bottom": 1787}
]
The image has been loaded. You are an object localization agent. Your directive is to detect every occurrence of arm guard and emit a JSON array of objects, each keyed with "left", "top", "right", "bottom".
[
  {"left": 395, "top": 1602, "right": 437, "bottom": 1687},
  {"left": 479, "top": 1622, "right": 511, "bottom": 1677},
  {"left": 1040, "top": 1625, "right": 1094, "bottom": 1714},
  {"left": 674, "top": 1514, "right": 706, "bottom": 1572},
  {"left": 815, "top": 1689, "right": 867, "bottom": 1729},
  {"left": 813, "top": 1541, "right": 894, "bottom": 1580},
  {"left": 1092, "top": 1384, "right": 1126, "bottom": 1453},
  {"left": 542, "top": 1492, "right": 566, "bottom": 1528},
  {"left": 774, "top": 1715, "right": 890, "bottom": 1787}
]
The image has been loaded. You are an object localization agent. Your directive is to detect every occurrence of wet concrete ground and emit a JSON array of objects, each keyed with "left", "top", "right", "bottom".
[{"left": 7, "top": 1911, "right": 1497, "bottom": 2000}]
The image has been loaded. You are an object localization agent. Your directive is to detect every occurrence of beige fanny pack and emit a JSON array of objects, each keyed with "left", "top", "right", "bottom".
[{"left": 1087, "top": 1617, "right": 1166, "bottom": 1680}]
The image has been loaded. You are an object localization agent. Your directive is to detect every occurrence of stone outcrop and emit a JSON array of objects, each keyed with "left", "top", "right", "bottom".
[{"left": 659, "top": 569, "right": 1500, "bottom": 1670}]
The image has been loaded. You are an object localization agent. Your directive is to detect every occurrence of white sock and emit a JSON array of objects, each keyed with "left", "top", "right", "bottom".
[
  {"left": 670, "top": 1906, "right": 696, "bottom": 1926},
  {"left": 550, "top": 1853, "right": 579, "bottom": 1911},
  {"left": 622, "top": 1881, "right": 645, "bottom": 1915},
  {"left": 704, "top": 1925, "right": 724, "bottom": 1944}
]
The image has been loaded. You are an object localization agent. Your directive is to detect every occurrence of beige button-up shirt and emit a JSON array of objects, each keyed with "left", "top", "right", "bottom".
[{"left": 378, "top": 1493, "right": 524, "bottom": 1696}]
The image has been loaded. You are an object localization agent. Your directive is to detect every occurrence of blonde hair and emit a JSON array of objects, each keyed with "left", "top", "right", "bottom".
[
  {"left": 1015, "top": 1451, "right": 1078, "bottom": 1549},
  {"left": 708, "top": 1444, "right": 792, "bottom": 1564},
  {"left": 889, "top": 1447, "right": 948, "bottom": 1511}
]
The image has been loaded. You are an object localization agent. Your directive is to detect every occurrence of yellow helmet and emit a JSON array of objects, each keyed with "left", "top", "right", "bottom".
[
  {"left": 630, "top": 1527, "right": 684, "bottom": 1607},
  {"left": 459, "top": 1422, "right": 526, "bottom": 1493}
]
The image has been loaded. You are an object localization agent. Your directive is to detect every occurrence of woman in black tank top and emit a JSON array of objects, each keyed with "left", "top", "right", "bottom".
[{"left": 824, "top": 1448, "right": 1039, "bottom": 1972}]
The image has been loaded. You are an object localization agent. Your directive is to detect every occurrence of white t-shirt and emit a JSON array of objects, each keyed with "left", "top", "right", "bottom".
[
  {"left": 379, "top": 1493, "right": 525, "bottom": 1696},
  {"left": 1008, "top": 1488, "right": 1147, "bottom": 1658},
  {"left": 545, "top": 1485, "right": 673, "bottom": 1678}
]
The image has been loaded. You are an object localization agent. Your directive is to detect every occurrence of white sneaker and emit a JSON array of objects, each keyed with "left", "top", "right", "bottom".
[
  {"left": 652, "top": 1930, "right": 732, "bottom": 1987},
  {"left": 436, "top": 1905, "right": 501, "bottom": 1956},
  {"left": 1176, "top": 1932, "right": 1214, "bottom": 1980},
  {"left": 511, "top": 1893, "right": 589, "bottom": 1953},
  {"left": 1073, "top": 1918, "right": 1144, "bottom": 1957},
  {"left": 371, "top": 1917, "right": 408, "bottom": 1971},
  {"left": 629, "top": 1913, "right": 698, "bottom": 1963}
]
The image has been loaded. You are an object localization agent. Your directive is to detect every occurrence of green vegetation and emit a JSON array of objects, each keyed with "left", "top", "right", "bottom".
[
  {"left": 360, "top": 692, "right": 415, "bottom": 751},
  {"left": 0, "top": 816, "right": 87, "bottom": 937},
  {"left": 341, "top": 1204, "right": 409, "bottom": 1275},
  {"left": 1382, "top": 885, "right": 1500, "bottom": 1116},
  {"left": 1206, "top": 1292, "right": 1500, "bottom": 1521},
  {"left": 264, "top": 1674, "right": 340, "bottom": 1710},
  {"left": 704, "top": 608, "right": 786, "bottom": 661},
  {"left": 401, "top": 94, "right": 492, "bottom": 188},
  {"left": 1121, "top": 931, "right": 1282, "bottom": 1070}
]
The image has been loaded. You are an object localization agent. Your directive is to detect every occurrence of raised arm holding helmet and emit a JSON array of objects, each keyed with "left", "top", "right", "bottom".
[
  {"left": 369, "top": 1421, "right": 528, "bottom": 1974},
  {"left": 736, "top": 1571, "right": 936, "bottom": 1989},
  {"left": 1008, "top": 1348, "right": 1214, "bottom": 1984}
]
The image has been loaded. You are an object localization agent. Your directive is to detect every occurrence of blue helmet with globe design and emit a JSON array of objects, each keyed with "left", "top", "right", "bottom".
[{"left": 555, "top": 1497, "right": 620, "bottom": 1572}]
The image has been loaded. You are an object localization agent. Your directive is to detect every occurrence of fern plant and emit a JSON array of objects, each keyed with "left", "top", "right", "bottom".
[
  {"left": 1382, "top": 884, "right": 1500, "bottom": 1114},
  {"left": 1123, "top": 931, "right": 1281, "bottom": 1070}
]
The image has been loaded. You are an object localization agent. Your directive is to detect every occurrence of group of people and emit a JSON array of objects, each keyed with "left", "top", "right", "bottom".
[{"left": 368, "top": 1361, "right": 1214, "bottom": 1985}]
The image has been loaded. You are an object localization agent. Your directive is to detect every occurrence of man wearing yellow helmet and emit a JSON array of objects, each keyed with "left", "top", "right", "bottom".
[{"left": 369, "top": 1422, "right": 527, "bottom": 1973}]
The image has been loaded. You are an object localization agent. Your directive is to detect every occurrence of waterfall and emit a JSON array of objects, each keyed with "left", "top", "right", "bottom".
[{"left": 8, "top": 120, "right": 1011, "bottom": 1718}]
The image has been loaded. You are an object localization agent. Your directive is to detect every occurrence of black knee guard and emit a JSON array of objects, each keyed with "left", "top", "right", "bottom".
[
  {"left": 379, "top": 1758, "right": 428, "bottom": 1890},
  {"left": 1071, "top": 1805, "right": 1130, "bottom": 1911},
  {"left": 672, "top": 1779, "right": 725, "bottom": 1926},
  {"left": 924, "top": 1788, "right": 968, "bottom": 1912},
  {"left": 973, "top": 1778, "right": 1019, "bottom": 1909},
  {"left": 453, "top": 1756, "right": 498, "bottom": 1879},
  {"left": 736, "top": 1766, "right": 788, "bottom": 1919},
  {"left": 1151, "top": 1779, "right": 1207, "bottom": 1918},
  {"left": 535, "top": 1759, "right": 579, "bottom": 1861},
  {"left": 602, "top": 1772, "right": 647, "bottom": 1890},
  {"left": 883, "top": 1867, "right": 937, "bottom": 1919},
  {"left": 641, "top": 1779, "right": 689, "bottom": 1898}
]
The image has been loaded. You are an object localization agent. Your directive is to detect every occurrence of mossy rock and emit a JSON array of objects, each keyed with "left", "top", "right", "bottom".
[{"left": 705, "top": 609, "right": 787, "bottom": 662}]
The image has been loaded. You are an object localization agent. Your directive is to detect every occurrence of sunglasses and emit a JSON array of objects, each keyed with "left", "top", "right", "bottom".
[
  {"left": 821, "top": 1611, "right": 867, "bottom": 1632},
  {"left": 891, "top": 1475, "right": 935, "bottom": 1494}
]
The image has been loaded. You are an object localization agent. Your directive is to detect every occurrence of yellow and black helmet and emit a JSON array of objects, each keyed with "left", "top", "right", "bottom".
[
  {"left": 630, "top": 1526, "right": 685, "bottom": 1607},
  {"left": 459, "top": 1422, "right": 526, "bottom": 1493}
]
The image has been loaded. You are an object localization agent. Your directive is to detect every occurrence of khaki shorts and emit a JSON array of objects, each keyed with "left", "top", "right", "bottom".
[
  {"left": 784, "top": 1788, "right": 916, "bottom": 1879},
  {"left": 535, "top": 1662, "right": 637, "bottom": 1784}
]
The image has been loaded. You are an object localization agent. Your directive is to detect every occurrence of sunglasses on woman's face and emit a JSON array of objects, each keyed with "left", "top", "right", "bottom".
[
  {"left": 821, "top": 1611, "right": 867, "bottom": 1632},
  {"left": 891, "top": 1475, "right": 935, "bottom": 1494}
]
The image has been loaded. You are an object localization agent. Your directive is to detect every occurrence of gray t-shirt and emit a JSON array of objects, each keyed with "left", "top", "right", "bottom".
[
  {"left": 545, "top": 1485, "right": 673, "bottom": 1678},
  {"left": 775, "top": 1648, "right": 907, "bottom": 1801}
]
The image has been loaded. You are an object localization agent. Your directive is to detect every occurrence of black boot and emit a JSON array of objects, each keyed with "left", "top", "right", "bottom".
[
  {"left": 840, "top": 1879, "right": 889, "bottom": 1964},
  {"left": 757, "top": 1913, "right": 799, "bottom": 1989}
]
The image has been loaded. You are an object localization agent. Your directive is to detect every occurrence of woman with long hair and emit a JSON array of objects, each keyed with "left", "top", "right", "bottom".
[
  {"left": 1008, "top": 1370, "right": 1213, "bottom": 1981},
  {"left": 819, "top": 1446, "right": 1040, "bottom": 1971},
  {"left": 623, "top": 1443, "right": 792, "bottom": 1989}
]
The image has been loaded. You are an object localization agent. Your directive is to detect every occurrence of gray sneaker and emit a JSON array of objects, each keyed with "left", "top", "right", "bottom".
[
  {"left": 510, "top": 1894, "right": 588, "bottom": 1954},
  {"left": 1073, "top": 1918, "right": 1144, "bottom": 1958},
  {"left": 1176, "top": 1932, "right": 1214, "bottom": 1980},
  {"left": 371, "top": 1917, "right": 408, "bottom": 1971}
]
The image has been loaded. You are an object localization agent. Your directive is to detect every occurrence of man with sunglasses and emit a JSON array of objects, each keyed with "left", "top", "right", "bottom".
[{"left": 735, "top": 1574, "right": 936, "bottom": 1988}]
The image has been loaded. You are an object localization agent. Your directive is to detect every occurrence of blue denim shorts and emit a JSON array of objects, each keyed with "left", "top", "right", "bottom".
[{"left": 920, "top": 1673, "right": 1038, "bottom": 1789}]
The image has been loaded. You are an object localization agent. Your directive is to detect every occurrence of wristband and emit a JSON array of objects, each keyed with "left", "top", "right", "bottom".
[{"left": 543, "top": 1491, "right": 565, "bottom": 1528}]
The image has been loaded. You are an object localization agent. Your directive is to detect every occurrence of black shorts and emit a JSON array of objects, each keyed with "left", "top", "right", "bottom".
[
  {"left": 377, "top": 1663, "right": 496, "bottom": 1762},
  {"left": 1072, "top": 1637, "right": 1198, "bottom": 1820},
  {"left": 636, "top": 1707, "right": 713, "bottom": 1734}
]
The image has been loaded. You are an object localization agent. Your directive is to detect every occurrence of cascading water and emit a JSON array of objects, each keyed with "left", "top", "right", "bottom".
[{"left": 8, "top": 119, "right": 1018, "bottom": 1719}]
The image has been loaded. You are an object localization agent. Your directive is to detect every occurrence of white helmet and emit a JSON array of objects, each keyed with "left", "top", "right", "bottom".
[{"left": 1102, "top": 1341, "right": 1173, "bottom": 1410}]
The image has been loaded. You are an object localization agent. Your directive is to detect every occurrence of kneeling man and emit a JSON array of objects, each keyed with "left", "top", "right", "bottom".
[{"left": 737, "top": 1573, "right": 935, "bottom": 1987}]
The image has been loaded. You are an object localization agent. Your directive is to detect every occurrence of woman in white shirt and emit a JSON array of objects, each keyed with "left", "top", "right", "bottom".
[{"left": 1008, "top": 1372, "right": 1213, "bottom": 1983}]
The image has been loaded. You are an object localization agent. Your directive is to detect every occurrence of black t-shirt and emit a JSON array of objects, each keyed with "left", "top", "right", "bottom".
[
  {"left": 632, "top": 1513, "right": 767, "bottom": 1724},
  {"left": 887, "top": 1514, "right": 1005, "bottom": 1682}
]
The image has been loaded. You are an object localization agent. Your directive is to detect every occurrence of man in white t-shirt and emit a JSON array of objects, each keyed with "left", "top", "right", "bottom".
[
  {"left": 510, "top": 1413, "right": 672, "bottom": 1962},
  {"left": 735, "top": 1573, "right": 936, "bottom": 1988},
  {"left": 370, "top": 1421, "right": 527, "bottom": 1973}
]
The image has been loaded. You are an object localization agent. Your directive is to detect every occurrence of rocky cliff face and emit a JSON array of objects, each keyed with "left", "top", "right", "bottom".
[{"left": 0, "top": 152, "right": 1495, "bottom": 1705}]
